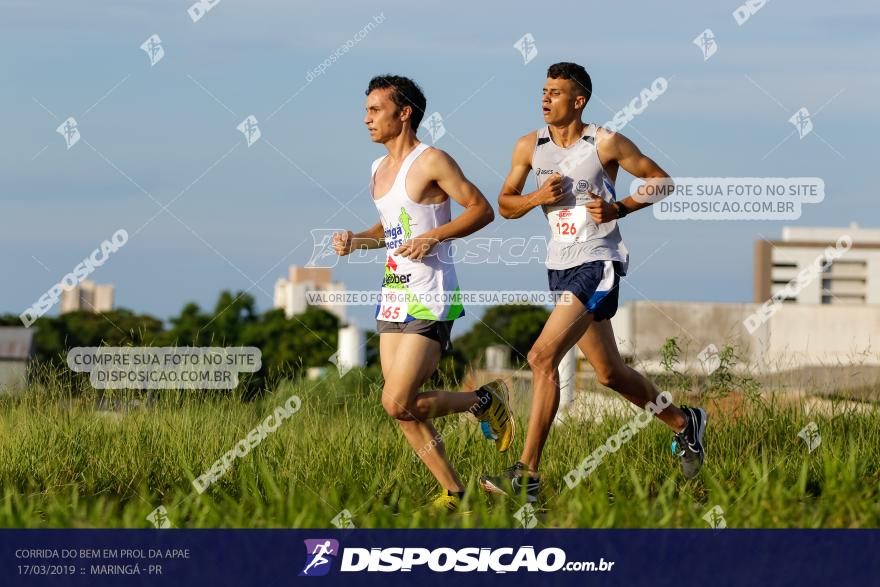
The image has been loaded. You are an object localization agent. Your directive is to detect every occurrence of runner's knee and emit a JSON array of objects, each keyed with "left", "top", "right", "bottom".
[
  {"left": 381, "top": 391, "right": 416, "bottom": 421},
  {"left": 596, "top": 364, "right": 627, "bottom": 389},
  {"left": 527, "top": 345, "right": 556, "bottom": 372}
]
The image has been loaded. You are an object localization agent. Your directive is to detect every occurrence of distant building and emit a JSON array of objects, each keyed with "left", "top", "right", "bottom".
[
  {"left": 60, "top": 280, "right": 115, "bottom": 314},
  {"left": 754, "top": 223, "right": 880, "bottom": 305},
  {"left": 0, "top": 327, "right": 35, "bottom": 392},
  {"left": 274, "top": 266, "right": 345, "bottom": 321}
]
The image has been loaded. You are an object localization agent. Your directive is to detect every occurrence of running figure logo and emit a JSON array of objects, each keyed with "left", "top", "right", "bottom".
[
  {"left": 146, "top": 505, "right": 172, "bottom": 529},
  {"left": 299, "top": 539, "right": 339, "bottom": 577},
  {"left": 789, "top": 107, "right": 813, "bottom": 139},
  {"left": 421, "top": 112, "right": 446, "bottom": 143},
  {"left": 702, "top": 505, "right": 727, "bottom": 529},
  {"left": 398, "top": 207, "right": 415, "bottom": 240},
  {"left": 237, "top": 115, "right": 261, "bottom": 147},
  {"left": 513, "top": 33, "right": 538, "bottom": 65},
  {"left": 693, "top": 28, "right": 717, "bottom": 61},
  {"left": 140, "top": 34, "right": 164, "bottom": 67},
  {"left": 798, "top": 421, "right": 821, "bottom": 453},
  {"left": 306, "top": 229, "right": 343, "bottom": 267},
  {"left": 56, "top": 117, "right": 80, "bottom": 150}
]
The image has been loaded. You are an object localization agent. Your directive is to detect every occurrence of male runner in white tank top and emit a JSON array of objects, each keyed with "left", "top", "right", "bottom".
[
  {"left": 480, "top": 62, "right": 707, "bottom": 503},
  {"left": 333, "top": 75, "right": 514, "bottom": 512}
]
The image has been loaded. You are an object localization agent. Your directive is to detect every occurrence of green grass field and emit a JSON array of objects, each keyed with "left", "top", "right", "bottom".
[{"left": 2, "top": 369, "right": 879, "bottom": 528}]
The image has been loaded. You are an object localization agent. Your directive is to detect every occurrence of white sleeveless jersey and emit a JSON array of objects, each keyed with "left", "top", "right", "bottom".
[
  {"left": 532, "top": 124, "right": 629, "bottom": 273},
  {"left": 370, "top": 143, "right": 464, "bottom": 322}
]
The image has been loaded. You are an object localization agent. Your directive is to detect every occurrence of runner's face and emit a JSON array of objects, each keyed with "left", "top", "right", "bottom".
[
  {"left": 542, "top": 78, "right": 583, "bottom": 124},
  {"left": 364, "top": 88, "right": 406, "bottom": 143}
]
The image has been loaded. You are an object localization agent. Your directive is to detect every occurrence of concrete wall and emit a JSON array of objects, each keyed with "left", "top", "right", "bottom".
[
  {"left": 760, "top": 304, "right": 880, "bottom": 370},
  {"left": 0, "top": 361, "right": 28, "bottom": 394},
  {"left": 610, "top": 300, "right": 880, "bottom": 373}
]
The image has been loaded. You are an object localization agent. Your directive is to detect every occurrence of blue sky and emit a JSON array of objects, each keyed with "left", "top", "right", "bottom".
[{"left": 2, "top": 0, "right": 877, "bottom": 332}]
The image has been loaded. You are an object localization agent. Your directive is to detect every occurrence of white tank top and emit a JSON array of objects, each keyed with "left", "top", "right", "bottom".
[
  {"left": 532, "top": 124, "right": 629, "bottom": 273},
  {"left": 370, "top": 143, "right": 464, "bottom": 322}
]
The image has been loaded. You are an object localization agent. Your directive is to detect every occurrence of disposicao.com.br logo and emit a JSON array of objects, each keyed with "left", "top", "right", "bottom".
[
  {"left": 300, "top": 540, "right": 614, "bottom": 575},
  {"left": 300, "top": 539, "right": 339, "bottom": 577}
]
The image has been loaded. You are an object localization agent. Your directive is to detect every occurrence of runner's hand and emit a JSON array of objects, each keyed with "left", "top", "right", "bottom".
[
  {"left": 394, "top": 237, "right": 439, "bottom": 261},
  {"left": 586, "top": 194, "right": 617, "bottom": 223},
  {"left": 534, "top": 173, "right": 565, "bottom": 206},
  {"left": 332, "top": 230, "right": 354, "bottom": 256}
]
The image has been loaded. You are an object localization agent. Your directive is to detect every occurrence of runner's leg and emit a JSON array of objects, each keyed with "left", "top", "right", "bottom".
[
  {"left": 576, "top": 319, "right": 686, "bottom": 431},
  {"left": 519, "top": 293, "right": 594, "bottom": 472},
  {"left": 380, "top": 332, "right": 468, "bottom": 492}
]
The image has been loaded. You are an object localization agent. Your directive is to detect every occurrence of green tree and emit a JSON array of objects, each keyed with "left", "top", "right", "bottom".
[
  {"left": 160, "top": 302, "right": 211, "bottom": 346},
  {"left": 239, "top": 307, "right": 339, "bottom": 395},
  {"left": 453, "top": 304, "right": 550, "bottom": 368},
  {"left": 4, "top": 292, "right": 344, "bottom": 397}
]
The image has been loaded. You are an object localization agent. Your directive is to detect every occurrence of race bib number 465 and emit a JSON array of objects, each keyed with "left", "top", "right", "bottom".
[
  {"left": 378, "top": 290, "right": 408, "bottom": 322},
  {"left": 547, "top": 205, "right": 589, "bottom": 242}
]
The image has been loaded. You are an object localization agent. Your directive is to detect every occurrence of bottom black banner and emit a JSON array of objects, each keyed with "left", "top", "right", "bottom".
[{"left": 1, "top": 529, "right": 877, "bottom": 586}]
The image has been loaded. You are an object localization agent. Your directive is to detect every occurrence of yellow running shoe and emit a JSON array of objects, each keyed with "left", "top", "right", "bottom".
[
  {"left": 429, "top": 491, "right": 466, "bottom": 513},
  {"left": 477, "top": 379, "right": 515, "bottom": 453}
]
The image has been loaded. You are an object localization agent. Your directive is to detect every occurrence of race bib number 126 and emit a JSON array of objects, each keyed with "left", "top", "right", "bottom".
[{"left": 547, "top": 205, "right": 589, "bottom": 242}]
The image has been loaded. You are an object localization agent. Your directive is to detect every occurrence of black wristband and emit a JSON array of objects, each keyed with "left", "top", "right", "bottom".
[{"left": 614, "top": 201, "right": 629, "bottom": 219}]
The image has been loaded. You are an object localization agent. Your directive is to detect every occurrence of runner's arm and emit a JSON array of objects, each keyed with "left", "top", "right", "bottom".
[
  {"left": 333, "top": 224, "right": 384, "bottom": 256},
  {"left": 420, "top": 149, "right": 494, "bottom": 242},
  {"left": 599, "top": 129, "right": 672, "bottom": 216},
  {"left": 351, "top": 223, "right": 385, "bottom": 249},
  {"left": 498, "top": 133, "right": 563, "bottom": 219}
]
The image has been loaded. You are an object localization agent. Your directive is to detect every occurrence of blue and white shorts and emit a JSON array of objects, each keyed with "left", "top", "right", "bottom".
[{"left": 547, "top": 260, "right": 624, "bottom": 321}]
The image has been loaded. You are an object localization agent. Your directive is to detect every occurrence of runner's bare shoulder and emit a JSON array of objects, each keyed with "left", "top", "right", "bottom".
[
  {"left": 513, "top": 131, "right": 538, "bottom": 165},
  {"left": 412, "top": 146, "right": 463, "bottom": 177}
]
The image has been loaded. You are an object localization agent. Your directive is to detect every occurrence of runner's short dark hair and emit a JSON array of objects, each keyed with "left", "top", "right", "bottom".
[
  {"left": 547, "top": 62, "right": 592, "bottom": 104},
  {"left": 366, "top": 75, "right": 426, "bottom": 131}
]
